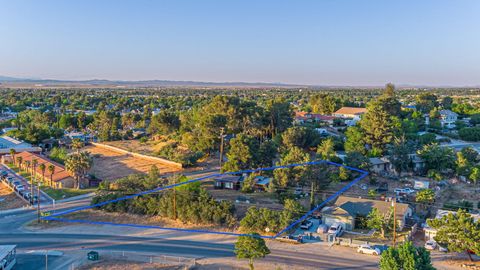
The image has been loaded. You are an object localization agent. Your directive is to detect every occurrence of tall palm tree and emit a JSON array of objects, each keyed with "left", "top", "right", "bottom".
[
  {"left": 9, "top": 149, "right": 15, "bottom": 165},
  {"left": 16, "top": 157, "right": 23, "bottom": 169},
  {"left": 47, "top": 164, "right": 55, "bottom": 188},
  {"left": 65, "top": 152, "right": 92, "bottom": 189},
  {"left": 39, "top": 163, "right": 46, "bottom": 184},
  {"left": 71, "top": 139, "right": 84, "bottom": 154},
  {"left": 32, "top": 159, "right": 38, "bottom": 183},
  {"left": 24, "top": 160, "right": 30, "bottom": 173}
]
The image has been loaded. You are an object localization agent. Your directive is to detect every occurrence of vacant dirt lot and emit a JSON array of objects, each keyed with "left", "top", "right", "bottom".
[
  {"left": 0, "top": 182, "right": 26, "bottom": 210},
  {"left": 78, "top": 260, "right": 183, "bottom": 270},
  {"left": 85, "top": 145, "right": 181, "bottom": 181}
]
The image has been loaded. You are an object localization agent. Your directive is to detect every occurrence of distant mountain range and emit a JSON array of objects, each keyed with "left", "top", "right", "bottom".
[
  {"left": 0, "top": 75, "right": 478, "bottom": 88},
  {"left": 0, "top": 75, "right": 305, "bottom": 88}
]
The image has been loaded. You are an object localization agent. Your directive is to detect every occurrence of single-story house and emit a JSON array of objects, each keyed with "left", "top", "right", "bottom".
[
  {"left": 333, "top": 107, "right": 368, "bottom": 119},
  {"left": 294, "top": 111, "right": 335, "bottom": 125},
  {"left": 369, "top": 157, "right": 393, "bottom": 174},
  {"left": 14, "top": 152, "right": 75, "bottom": 188},
  {"left": 213, "top": 175, "right": 243, "bottom": 190},
  {"left": 254, "top": 176, "right": 271, "bottom": 191},
  {"left": 0, "top": 136, "right": 42, "bottom": 156},
  {"left": 321, "top": 196, "right": 412, "bottom": 231}
]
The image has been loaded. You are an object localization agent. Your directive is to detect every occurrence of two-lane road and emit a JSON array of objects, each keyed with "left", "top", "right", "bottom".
[{"left": 0, "top": 232, "right": 380, "bottom": 269}]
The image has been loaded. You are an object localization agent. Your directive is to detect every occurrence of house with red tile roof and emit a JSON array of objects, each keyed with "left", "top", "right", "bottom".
[{"left": 15, "top": 152, "right": 74, "bottom": 188}]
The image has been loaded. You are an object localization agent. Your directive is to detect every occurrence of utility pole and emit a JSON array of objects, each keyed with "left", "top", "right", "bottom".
[
  {"left": 37, "top": 182, "right": 41, "bottom": 223},
  {"left": 172, "top": 177, "right": 177, "bottom": 220},
  {"left": 219, "top": 127, "right": 225, "bottom": 169},
  {"left": 392, "top": 197, "right": 396, "bottom": 247}
]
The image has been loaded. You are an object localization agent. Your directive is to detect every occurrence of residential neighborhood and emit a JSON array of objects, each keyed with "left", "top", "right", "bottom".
[{"left": 1, "top": 1, "right": 480, "bottom": 270}]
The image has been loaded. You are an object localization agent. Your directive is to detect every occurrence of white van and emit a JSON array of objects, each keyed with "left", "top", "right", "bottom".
[{"left": 328, "top": 222, "right": 344, "bottom": 237}]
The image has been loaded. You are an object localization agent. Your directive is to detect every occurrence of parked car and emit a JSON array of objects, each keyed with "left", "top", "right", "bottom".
[
  {"left": 424, "top": 240, "right": 437, "bottom": 250},
  {"left": 279, "top": 235, "right": 302, "bottom": 243},
  {"left": 16, "top": 185, "right": 25, "bottom": 194},
  {"left": 7, "top": 177, "right": 15, "bottom": 184},
  {"left": 317, "top": 224, "right": 329, "bottom": 234},
  {"left": 300, "top": 220, "right": 313, "bottom": 230},
  {"left": 12, "top": 181, "right": 22, "bottom": 188},
  {"left": 357, "top": 244, "right": 381, "bottom": 255},
  {"left": 235, "top": 196, "right": 251, "bottom": 204},
  {"left": 394, "top": 188, "right": 415, "bottom": 195},
  {"left": 438, "top": 245, "right": 448, "bottom": 252},
  {"left": 0, "top": 171, "right": 8, "bottom": 177},
  {"left": 328, "top": 222, "right": 344, "bottom": 237},
  {"left": 23, "top": 192, "right": 31, "bottom": 200}
]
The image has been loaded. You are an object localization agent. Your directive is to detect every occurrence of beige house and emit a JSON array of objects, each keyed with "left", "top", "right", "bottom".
[{"left": 321, "top": 196, "right": 412, "bottom": 231}]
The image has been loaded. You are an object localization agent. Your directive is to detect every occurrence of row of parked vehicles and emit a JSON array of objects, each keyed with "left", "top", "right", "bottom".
[{"left": 1, "top": 170, "right": 38, "bottom": 205}]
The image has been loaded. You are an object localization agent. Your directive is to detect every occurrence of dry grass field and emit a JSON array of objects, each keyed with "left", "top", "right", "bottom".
[
  {"left": 85, "top": 144, "right": 181, "bottom": 181},
  {"left": 0, "top": 182, "right": 26, "bottom": 210},
  {"left": 78, "top": 260, "right": 183, "bottom": 270}
]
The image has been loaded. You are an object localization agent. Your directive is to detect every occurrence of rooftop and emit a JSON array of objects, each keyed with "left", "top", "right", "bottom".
[{"left": 334, "top": 107, "right": 368, "bottom": 116}]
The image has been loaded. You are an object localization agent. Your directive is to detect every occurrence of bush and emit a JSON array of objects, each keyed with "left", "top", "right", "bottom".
[
  {"left": 92, "top": 174, "right": 236, "bottom": 227},
  {"left": 443, "top": 200, "right": 473, "bottom": 211},
  {"left": 459, "top": 127, "right": 480, "bottom": 141},
  {"left": 49, "top": 147, "right": 68, "bottom": 164}
]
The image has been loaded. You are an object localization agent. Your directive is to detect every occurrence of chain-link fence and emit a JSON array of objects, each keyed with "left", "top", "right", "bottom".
[{"left": 98, "top": 250, "right": 196, "bottom": 267}]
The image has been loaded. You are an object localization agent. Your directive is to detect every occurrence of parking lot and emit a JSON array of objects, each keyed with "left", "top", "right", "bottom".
[{"left": 0, "top": 164, "right": 53, "bottom": 207}]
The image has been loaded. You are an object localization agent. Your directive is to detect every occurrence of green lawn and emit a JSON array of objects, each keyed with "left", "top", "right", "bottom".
[{"left": 41, "top": 187, "right": 95, "bottom": 201}]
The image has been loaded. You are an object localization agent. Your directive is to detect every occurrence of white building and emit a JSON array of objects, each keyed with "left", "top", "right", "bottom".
[{"left": 439, "top": 110, "right": 458, "bottom": 129}]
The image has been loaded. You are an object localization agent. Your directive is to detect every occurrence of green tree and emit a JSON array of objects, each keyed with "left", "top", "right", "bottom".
[
  {"left": 234, "top": 233, "right": 271, "bottom": 270},
  {"left": 344, "top": 151, "right": 371, "bottom": 170},
  {"left": 273, "top": 147, "right": 310, "bottom": 188},
  {"left": 388, "top": 136, "right": 413, "bottom": 176},
  {"left": 416, "top": 189, "right": 435, "bottom": 204},
  {"left": 377, "top": 83, "right": 402, "bottom": 117},
  {"left": 344, "top": 126, "right": 366, "bottom": 155},
  {"left": 309, "top": 94, "right": 339, "bottom": 114},
  {"left": 360, "top": 99, "right": 400, "bottom": 155},
  {"left": 367, "top": 207, "right": 394, "bottom": 238},
  {"left": 441, "top": 96, "right": 453, "bottom": 110},
  {"left": 417, "top": 144, "right": 455, "bottom": 173},
  {"left": 316, "top": 138, "right": 336, "bottom": 160},
  {"left": 379, "top": 241, "right": 435, "bottom": 270},
  {"left": 469, "top": 166, "right": 480, "bottom": 184},
  {"left": 223, "top": 134, "right": 259, "bottom": 172},
  {"left": 281, "top": 126, "right": 320, "bottom": 149},
  {"left": 427, "top": 209, "right": 480, "bottom": 261},
  {"left": 416, "top": 93, "right": 438, "bottom": 114}
]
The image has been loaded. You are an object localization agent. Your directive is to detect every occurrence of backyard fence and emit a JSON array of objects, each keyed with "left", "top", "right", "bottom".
[{"left": 71, "top": 250, "right": 197, "bottom": 269}]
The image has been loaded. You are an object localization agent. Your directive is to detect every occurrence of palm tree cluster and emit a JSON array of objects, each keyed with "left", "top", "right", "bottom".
[{"left": 65, "top": 151, "right": 92, "bottom": 189}]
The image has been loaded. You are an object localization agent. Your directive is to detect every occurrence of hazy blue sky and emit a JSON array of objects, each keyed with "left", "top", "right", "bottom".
[{"left": 0, "top": 0, "right": 479, "bottom": 86}]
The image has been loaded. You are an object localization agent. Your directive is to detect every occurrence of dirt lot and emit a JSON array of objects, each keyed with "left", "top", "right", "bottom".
[
  {"left": 0, "top": 182, "right": 26, "bottom": 210},
  {"left": 84, "top": 144, "right": 181, "bottom": 181},
  {"left": 78, "top": 260, "right": 183, "bottom": 270}
]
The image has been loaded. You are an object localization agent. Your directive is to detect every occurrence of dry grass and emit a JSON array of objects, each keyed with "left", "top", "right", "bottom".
[
  {"left": 84, "top": 144, "right": 181, "bottom": 181},
  {"left": 28, "top": 209, "right": 238, "bottom": 232},
  {"left": 0, "top": 182, "right": 27, "bottom": 210},
  {"left": 78, "top": 260, "right": 183, "bottom": 270}
]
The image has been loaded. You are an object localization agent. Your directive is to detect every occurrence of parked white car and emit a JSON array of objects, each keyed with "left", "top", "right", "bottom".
[
  {"left": 394, "top": 188, "right": 415, "bottom": 194},
  {"left": 424, "top": 240, "right": 437, "bottom": 250},
  {"left": 357, "top": 244, "right": 381, "bottom": 255},
  {"left": 328, "top": 223, "right": 344, "bottom": 237}
]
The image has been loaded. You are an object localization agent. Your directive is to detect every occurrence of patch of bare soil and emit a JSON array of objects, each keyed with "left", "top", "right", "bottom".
[
  {"left": 78, "top": 260, "right": 183, "bottom": 270},
  {"left": 84, "top": 145, "right": 181, "bottom": 181},
  {"left": 0, "top": 182, "right": 27, "bottom": 210}
]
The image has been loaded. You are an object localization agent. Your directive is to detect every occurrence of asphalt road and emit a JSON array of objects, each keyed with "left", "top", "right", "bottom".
[{"left": 0, "top": 233, "right": 379, "bottom": 270}]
